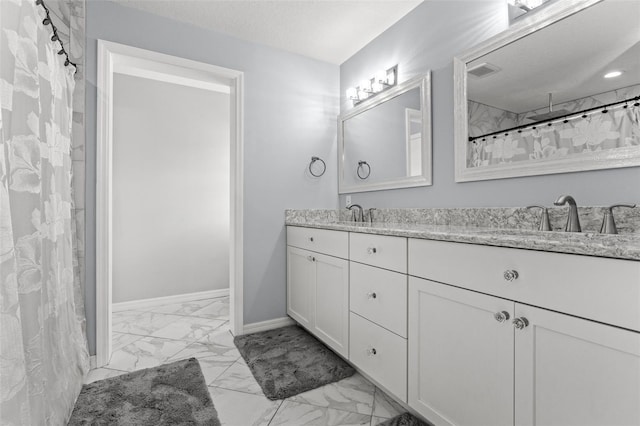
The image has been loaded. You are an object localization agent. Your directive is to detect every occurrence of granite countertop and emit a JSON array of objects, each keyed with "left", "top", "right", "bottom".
[{"left": 285, "top": 220, "right": 640, "bottom": 261}]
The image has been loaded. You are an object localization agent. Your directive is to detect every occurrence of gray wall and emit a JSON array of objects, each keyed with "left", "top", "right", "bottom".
[
  {"left": 86, "top": 1, "right": 339, "bottom": 353},
  {"left": 339, "top": 0, "right": 640, "bottom": 208},
  {"left": 112, "top": 74, "right": 230, "bottom": 303}
]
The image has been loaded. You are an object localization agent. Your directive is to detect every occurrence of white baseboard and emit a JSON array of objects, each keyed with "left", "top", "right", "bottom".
[
  {"left": 112, "top": 289, "right": 229, "bottom": 312},
  {"left": 89, "top": 355, "right": 96, "bottom": 370},
  {"left": 241, "top": 316, "right": 295, "bottom": 335}
]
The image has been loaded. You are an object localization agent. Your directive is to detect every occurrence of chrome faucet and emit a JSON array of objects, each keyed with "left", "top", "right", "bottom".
[
  {"left": 554, "top": 195, "right": 581, "bottom": 232},
  {"left": 347, "top": 204, "right": 364, "bottom": 222}
]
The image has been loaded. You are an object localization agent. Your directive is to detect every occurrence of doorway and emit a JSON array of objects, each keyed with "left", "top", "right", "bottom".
[{"left": 96, "top": 41, "right": 244, "bottom": 367}]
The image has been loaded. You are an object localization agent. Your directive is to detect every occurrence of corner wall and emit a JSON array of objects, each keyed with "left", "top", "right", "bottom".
[
  {"left": 85, "top": 0, "right": 339, "bottom": 353},
  {"left": 339, "top": 0, "right": 640, "bottom": 209}
]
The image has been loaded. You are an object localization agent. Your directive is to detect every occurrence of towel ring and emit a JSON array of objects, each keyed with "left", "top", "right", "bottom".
[
  {"left": 357, "top": 161, "right": 371, "bottom": 180},
  {"left": 309, "top": 156, "right": 326, "bottom": 177}
]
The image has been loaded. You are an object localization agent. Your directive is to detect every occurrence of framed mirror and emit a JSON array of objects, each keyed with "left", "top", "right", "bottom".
[
  {"left": 339, "top": 73, "right": 431, "bottom": 193},
  {"left": 454, "top": 0, "right": 640, "bottom": 182}
]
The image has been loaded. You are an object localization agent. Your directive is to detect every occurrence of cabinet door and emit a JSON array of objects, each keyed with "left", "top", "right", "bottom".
[
  {"left": 313, "top": 252, "right": 349, "bottom": 358},
  {"left": 287, "top": 246, "right": 314, "bottom": 328},
  {"left": 515, "top": 304, "right": 640, "bottom": 426},
  {"left": 408, "top": 277, "right": 514, "bottom": 426}
]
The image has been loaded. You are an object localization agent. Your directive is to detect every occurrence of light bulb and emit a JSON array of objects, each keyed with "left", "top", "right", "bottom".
[
  {"left": 357, "top": 87, "right": 369, "bottom": 100},
  {"left": 604, "top": 70, "right": 623, "bottom": 79},
  {"left": 386, "top": 68, "right": 396, "bottom": 86}
]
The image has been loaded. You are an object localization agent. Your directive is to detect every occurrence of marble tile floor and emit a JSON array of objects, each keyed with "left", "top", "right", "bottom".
[{"left": 84, "top": 296, "right": 405, "bottom": 425}]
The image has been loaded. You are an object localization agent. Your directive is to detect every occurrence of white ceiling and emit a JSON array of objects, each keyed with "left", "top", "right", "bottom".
[{"left": 113, "top": 0, "right": 424, "bottom": 64}]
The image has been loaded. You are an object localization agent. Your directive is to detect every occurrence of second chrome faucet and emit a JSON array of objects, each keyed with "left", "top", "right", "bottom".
[{"left": 554, "top": 195, "right": 581, "bottom": 232}]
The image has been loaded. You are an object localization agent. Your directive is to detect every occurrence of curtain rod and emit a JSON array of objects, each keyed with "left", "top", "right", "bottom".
[
  {"left": 35, "top": 0, "right": 77, "bottom": 72},
  {"left": 469, "top": 95, "right": 640, "bottom": 142}
]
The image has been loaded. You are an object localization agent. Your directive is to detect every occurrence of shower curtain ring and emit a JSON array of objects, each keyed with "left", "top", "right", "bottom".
[
  {"left": 357, "top": 161, "right": 371, "bottom": 179},
  {"left": 309, "top": 156, "right": 326, "bottom": 177}
]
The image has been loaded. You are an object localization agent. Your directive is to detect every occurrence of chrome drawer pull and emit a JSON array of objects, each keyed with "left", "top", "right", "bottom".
[
  {"left": 307, "top": 256, "right": 315, "bottom": 262},
  {"left": 367, "top": 247, "right": 377, "bottom": 254},
  {"left": 512, "top": 317, "right": 529, "bottom": 330},
  {"left": 366, "top": 348, "right": 377, "bottom": 356},
  {"left": 367, "top": 292, "right": 377, "bottom": 300},
  {"left": 494, "top": 311, "right": 510, "bottom": 323},
  {"left": 503, "top": 270, "right": 519, "bottom": 282}
]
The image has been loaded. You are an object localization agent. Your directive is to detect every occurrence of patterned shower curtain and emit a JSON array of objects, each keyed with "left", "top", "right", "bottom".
[{"left": 1, "top": 0, "right": 90, "bottom": 424}]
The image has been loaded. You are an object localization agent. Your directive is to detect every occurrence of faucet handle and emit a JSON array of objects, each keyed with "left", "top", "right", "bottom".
[
  {"left": 600, "top": 204, "right": 636, "bottom": 234},
  {"left": 526, "top": 206, "right": 552, "bottom": 231},
  {"left": 367, "top": 208, "right": 377, "bottom": 223}
]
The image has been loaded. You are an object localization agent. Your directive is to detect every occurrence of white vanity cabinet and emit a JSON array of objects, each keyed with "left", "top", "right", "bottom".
[
  {"left": 408, "top": 239, "right": 640, "bottom": 426},
  {"left": 286, "top": 227, "right": 349, "bottom": 357},
  {"left": 408, "top": 277, "right": 515, "bottom": 426},
  {"left": 286, "top": 224, "right": 640, "bottom": 426},
  {"left": 349, "top": 233, "right": 409, "bottom": 401},
  {"left": 514, "top": 304, "right": 640, "bottom": 426}
]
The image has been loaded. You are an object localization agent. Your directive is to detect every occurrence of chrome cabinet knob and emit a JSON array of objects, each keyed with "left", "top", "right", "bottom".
[
  {"left": 367, "top": 247, "right": 377, "bottom": 254},
  {"left": 494, "top": 311, "right": 510, "bottom": 323},
  {"left": 367, "top": 292, "right": 377, "bottom": 299},
  {"left": 306, "top": 256, "right": 315, "bottom": 262},
  {"left": 512, "top": 317, "right": 529, "bottom": 330},
  {"left": 503, "top": 270, "right": 519, "bottom": 282},
  {"left": 309, "top": 237, "right": 314, "bottom": 242},
  {"left": 366, "top": 348, "right": 377, "bottom": 356}
]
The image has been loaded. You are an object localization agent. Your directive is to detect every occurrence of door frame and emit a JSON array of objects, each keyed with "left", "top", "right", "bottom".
[{"left": 96, "top": 40, "right": 244, "bottom": 367}]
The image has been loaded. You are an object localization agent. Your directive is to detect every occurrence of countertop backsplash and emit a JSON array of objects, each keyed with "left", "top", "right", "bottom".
[{"left": 285, "top": 206, "right": 640, "bottom": 234}]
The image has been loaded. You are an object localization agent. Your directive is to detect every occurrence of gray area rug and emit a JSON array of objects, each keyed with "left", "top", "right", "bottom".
[
  {"left": 233, "top": 325, "right": 356, "bottom": 400},
  {"left": 377, "top": 412, "right": 430, "bottom": 426},
  {"left": 68, "top": 358, "right": 220, "bottom": 425}
]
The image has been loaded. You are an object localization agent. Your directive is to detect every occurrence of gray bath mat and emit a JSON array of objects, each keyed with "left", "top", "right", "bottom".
[
  {"left": 377, "top": 412, "right": 430, "bottom": 426},
  {"left": 68, "top": 358, "right": 220, "bottom": 425},
  {"left": 233, "top": 325, "right": 355, "bottom": 400}
]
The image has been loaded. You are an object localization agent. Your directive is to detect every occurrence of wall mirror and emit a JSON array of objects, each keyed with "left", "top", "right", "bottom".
[
  {"left": 339, "top": 73, "right": 431, "bottom": 193},
  {"left": 454, "top": 0, "right": 640, "bottom": 182}
]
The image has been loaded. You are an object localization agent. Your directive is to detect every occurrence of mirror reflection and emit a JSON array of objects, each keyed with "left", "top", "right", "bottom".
[
  {"left": 468, "top": 0, "right": 639, "bottom": 141},
  {"left": 339, "top": 75, "right": 431, "bottom": 193},
  {"left": 454, "top": 0, "right": 640, "bottom": 182}
]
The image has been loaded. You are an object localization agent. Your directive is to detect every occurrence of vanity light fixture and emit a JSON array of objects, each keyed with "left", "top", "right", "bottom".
[
  {"left": 507, "top": 0, "right": 552, "bottom": 24},
  {"left": 346, "top": 65, "right": 398, "bottom": 106},
  {"left": 507, "top": 0, "right": 547, "bottom": 12},
  {"left": 604, "top": 70, "right": 623, "bottom": 79}
]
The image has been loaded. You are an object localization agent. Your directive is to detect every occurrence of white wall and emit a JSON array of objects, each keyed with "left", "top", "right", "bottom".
[
  {"left": 85, "top": 1, "right": 339, "bottom": 353},
  {"left": 340, "top": 0, "right": 640, "bottom": 209},
  {"left": 112, "top": 74, "right": 230, "bottom": 303}
]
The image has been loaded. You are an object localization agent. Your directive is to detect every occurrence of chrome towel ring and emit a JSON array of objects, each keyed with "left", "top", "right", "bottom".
[
  {"left": 357, "top": 161, "right": 371, "bottom": 179},
  {"left": 309, "top": 156, "right": 326, "bottom": 177}
]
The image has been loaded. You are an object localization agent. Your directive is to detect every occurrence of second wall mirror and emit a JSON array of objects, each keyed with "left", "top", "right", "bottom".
[
  {"left": 339, "top": 73, "right": 432, "bottom": 193},
  {"left": 453, "top": 0, "right": 640, "bottom": 182}
]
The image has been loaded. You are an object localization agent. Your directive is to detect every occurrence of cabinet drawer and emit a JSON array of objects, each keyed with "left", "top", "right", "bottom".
[
  {"left": 350, "top": 233, "right": 407, "bottom": 273},
  {"left": 350, "top": 312, "right": 407, "bottom": 401},
  {"left": 350, "top": 262, "right": 407, "bottom": 337},
  {"left": 409, "top": 239, "right": 640, "bottom": 332},
  {"left": 287, "top": 226, "right": 348, "bottom": 259}
]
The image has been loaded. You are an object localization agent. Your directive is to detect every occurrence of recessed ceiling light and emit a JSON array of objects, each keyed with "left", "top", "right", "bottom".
[{"left": 604, "top": 71, "right": 623, "bottom": 79}]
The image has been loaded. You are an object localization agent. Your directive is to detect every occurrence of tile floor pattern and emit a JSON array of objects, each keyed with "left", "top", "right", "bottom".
[{"left": 85, "top": 296, "right": 405, "bottom": 425}]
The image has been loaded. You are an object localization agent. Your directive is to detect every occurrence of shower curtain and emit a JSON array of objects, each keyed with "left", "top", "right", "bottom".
[{"left": 1, "top": 0, "right": 90, "bottom": 424}]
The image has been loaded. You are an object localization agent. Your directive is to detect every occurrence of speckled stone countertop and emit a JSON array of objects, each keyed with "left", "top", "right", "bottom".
[{"left": 285, "top": 209, "right": 640, "bottom": 261}]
